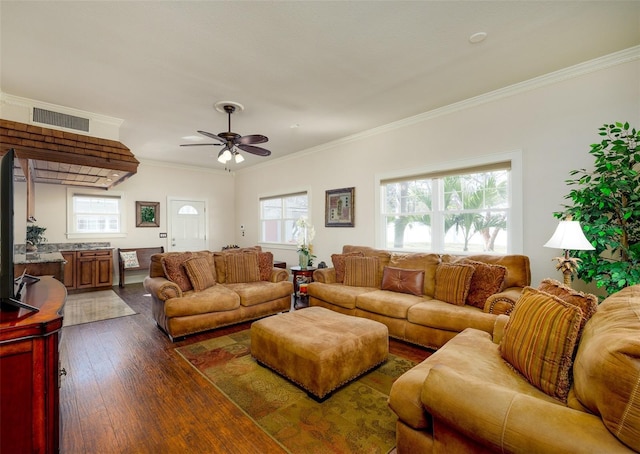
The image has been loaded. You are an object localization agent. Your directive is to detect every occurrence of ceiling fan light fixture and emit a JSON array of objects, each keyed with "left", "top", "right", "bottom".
[
  {"left": 218, "top": 148, "right": 233, "bottom": 163},
  {"left": 183, "top": 101, "right": 271, "bottom": 163}
]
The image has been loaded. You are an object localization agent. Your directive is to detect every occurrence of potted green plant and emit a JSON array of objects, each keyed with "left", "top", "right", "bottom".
[
  {"left": 556, "top": 122, "right": 640, "bottom": 296},
  {"left": 26, "top": 224, "right": 47, "bottom": 252}
]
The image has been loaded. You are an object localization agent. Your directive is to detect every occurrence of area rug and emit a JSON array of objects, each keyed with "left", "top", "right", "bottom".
[
  {"left": 176, "top": 330, "right": 416, "bottom": 454},
  {"left": 63, "top": 290, "right": 136, "bottom": 327}
]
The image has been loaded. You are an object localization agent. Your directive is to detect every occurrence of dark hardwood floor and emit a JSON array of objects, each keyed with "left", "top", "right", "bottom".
[{"left": 60, "top": 283, "right": 431, "bottom": 453}]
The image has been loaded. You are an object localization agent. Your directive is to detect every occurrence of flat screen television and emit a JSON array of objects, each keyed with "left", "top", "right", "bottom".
[{"left": 0, "top": 149, "right": 38, "bottom": 312}]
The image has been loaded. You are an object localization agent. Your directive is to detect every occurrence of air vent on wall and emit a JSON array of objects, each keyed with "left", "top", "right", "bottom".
[{"left": 33, "top": 107, "right": 90, "bottom": 132}]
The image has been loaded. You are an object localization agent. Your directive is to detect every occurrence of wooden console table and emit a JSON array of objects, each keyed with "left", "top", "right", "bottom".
[{"left": 0, "top": 276, "right": 65, "bottom": 454}]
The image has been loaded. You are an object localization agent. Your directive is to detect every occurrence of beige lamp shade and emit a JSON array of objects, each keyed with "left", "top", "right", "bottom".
[{"left": 544, "top": 221, "right": 595, "bottom": 251}]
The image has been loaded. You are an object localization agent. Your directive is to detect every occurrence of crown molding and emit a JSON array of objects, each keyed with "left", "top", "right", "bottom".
[
  {"left": 237, "top": 45, "right": 640, "bottom": 175},
  {"left": 139, "top": 158, "right": 234, "bottom": 176}
]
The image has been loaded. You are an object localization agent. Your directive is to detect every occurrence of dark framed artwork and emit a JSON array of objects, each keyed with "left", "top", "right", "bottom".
[
  {"left": 325, "top": 187, "right": 355, "bottom": 227},
  {"left": 136, "top": 201, "right": 160, "bottom": 227}
]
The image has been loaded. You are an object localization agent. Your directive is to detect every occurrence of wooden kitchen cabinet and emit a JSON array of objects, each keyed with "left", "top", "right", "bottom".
[
  {"left": 61, "top": 251, "right": 75, "bottom": 288},
  {"left": 75, "top": 249, "right": 113, "bottom": 289},
  {"left": 14, "top": 259, "right": 65, "bottom": 283}
]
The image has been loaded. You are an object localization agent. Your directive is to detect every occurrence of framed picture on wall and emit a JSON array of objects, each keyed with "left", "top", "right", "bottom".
[
  {"left": 325, "top": 187, "right": 355, "bottom": 227},
  {"left": 136, "top": 201, "right": 160, "bottom": 227}
]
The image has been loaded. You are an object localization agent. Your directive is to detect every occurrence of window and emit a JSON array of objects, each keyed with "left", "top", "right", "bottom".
[
  {"left": 67, "top": 188, "right": 125, "bottom": 239},
  {"left": 379, "top": 156, "right": 520, "bottom": 254},
  {"left": 260, "top": 192, "right": 308, "bottom": 245}
]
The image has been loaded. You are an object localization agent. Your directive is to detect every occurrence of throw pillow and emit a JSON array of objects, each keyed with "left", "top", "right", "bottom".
[
  {"left": 343, "top": 256, "right": 379, "bottom": 288},
  {"left": 213, "top": 247, "right": 262, "bottom": 283},
  {"left": 381, "top": 266, "right": 425, "bottom": 296},
  {"left": 332, "top": 251, "right": 364, "bottom": 283},
  {"left": 183, "top": 256, "right": 216, "bottom": 291},
  {"left": 120, "top": 251, "right": 139, "bottom": 269},
  {"left": 538, "top": 278, "right": 597, "bottom": 333},
  {"left": 433, "top": 263, "right": 475, "bottom": 306},
  {"left": 161, "top": 252, "right": 194, "bottom": 292},
  {"left": 258, "top": 251, "right": 274, "bottom": 281},
  {"left": 500, "top": 287, "right": 583, "bottom": 402},
  {"left": 389, "top": 253, "right": 441, "bottom": 297},
  {"left": 225, "top": 252, "right": 261, "bottom": 284},
  {"left": 460, "top": 259, "right": 507, "bottom": 309}
]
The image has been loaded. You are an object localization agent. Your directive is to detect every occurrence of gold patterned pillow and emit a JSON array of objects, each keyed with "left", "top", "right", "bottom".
[
  {"left": 214, "top": 246, "right": 262, "bottom": 283},
  {"left": 183, "top": 256, "right": 216, "bottom": 291},
  {"left": 500, "top": 287, "right": 582, "bottom": 402},
  {"left": 460, "top": 259, "right": 507, "bottom": 309},
  {"left": 161, "top": 252, "right": 194, "bottom": 292},
  {"left": 332, "top": 251, "right": 365, "bottom": 283},
  {"left": 343, "top": 256, "right": 379, "bottom": 288},
  {"left": 224, "top": 252, "right": 261, "bottom": 284},
  {"left": 434, "top": 263, "right": 475, "bottom": 305}
]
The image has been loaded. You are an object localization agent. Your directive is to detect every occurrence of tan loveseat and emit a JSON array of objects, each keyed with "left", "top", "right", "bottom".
[
  {"left": 143, "top": 247, "right": 293, "bottom": 341},
  {"left": 308, "top": 245, "right": 530, "bottom": 349},
  {"left": 388, "top": 283, "right": 640, "bottom": 453}
]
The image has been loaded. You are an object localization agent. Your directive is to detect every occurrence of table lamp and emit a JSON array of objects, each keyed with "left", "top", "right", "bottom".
[{"left": 543, "top": 219, "right": 595, "bottom": 286}]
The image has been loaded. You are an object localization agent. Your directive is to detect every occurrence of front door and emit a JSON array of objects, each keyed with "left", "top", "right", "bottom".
[{"left": 168, "top": 198, "right": 207, "bottom": 252}]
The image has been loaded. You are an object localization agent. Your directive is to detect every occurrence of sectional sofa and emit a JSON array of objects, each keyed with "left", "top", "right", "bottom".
[
  {"left": 143, "top": 247, "right": 292, "bottom": 341},
  {"left": 308, "top": 245, "right": 531, "bottom": 349},
  {"left": 389, "top": 282, "right": 640, "bottom": 453}
]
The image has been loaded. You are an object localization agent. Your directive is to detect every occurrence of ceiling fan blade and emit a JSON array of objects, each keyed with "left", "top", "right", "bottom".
[
  {"left": 180, "top": 143, "right": 222, "bottom": 147},
  {"left": 237, "top": 144, "right": 271, "bottom": 157},
  {"left": 237, "top": 134, "right": 268, "bottom": 145},
  {"left": 197, "top": 130, "right": 226, "bottom": 143}
]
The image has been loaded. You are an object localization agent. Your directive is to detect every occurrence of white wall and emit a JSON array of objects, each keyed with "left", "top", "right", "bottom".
[
  {"left": 14, "top": 161, "right": 235, "bottom": 284},
  {"left": 8, "top": 51, "right": 639, "bottom": 293},
  {"left": 234, "top": 56, "right": 640, "bottom": 295}
]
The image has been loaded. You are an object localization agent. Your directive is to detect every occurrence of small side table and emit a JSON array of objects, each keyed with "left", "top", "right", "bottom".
[{"left": 291, "top": 266, "right": 317, "bottom": 309}]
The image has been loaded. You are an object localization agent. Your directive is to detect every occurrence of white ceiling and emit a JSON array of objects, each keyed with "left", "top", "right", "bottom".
[{"left": 2, "top": 1, "right": 639, "bottom": 170}]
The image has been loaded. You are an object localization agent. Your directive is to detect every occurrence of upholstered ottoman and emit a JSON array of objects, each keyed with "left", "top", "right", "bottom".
[{"left": 250, "top": 306, "right": 389, "bottom": 399}]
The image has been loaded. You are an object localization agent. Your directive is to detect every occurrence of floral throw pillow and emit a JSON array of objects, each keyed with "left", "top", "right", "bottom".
[
  {"left": 258, "top": 252, "right": 274, "bottom": 281},
  {"left": 460, "top": 259, "right": 507, "bottom": 309},
  {"left": 161, "top": 252, "right": 193, "bottom": 292}
]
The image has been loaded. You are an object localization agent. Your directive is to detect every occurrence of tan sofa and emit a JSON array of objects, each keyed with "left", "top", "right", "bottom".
[
  {"left": 308, "top": 245, "right": 530, "bottom": 349},
  {"left": 388, "top": 284, "right": 640, "bottom": 453},
  {"left": 143, "top": 247, "right": 293, "bottom": 341}
]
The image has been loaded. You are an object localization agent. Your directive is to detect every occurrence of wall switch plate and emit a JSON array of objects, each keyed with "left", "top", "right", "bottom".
[{"left": 159, "top": 233, "right": 167, "bottom": 238}]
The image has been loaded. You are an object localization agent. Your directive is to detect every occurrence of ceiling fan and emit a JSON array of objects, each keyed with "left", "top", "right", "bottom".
[{"left": 181, "top": 101, "right": 271, "bottom": 164}]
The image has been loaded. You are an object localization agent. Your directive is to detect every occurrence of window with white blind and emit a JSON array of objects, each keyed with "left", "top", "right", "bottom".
[
  {"left": 260, "top": 192, "right": 308, "bottom": 245},
  {"left": 66, "top": 188, "right": 126, "bottom": 238},
  {"left": 378, "top": 153, "right": 522, "bottom": 254}
]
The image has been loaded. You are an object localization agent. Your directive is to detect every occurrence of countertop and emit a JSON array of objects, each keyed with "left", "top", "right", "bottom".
[
  {"left": 57, "top": 246, "right": 113, "bottom": 251},
  {"left": 15, "top": 252, "right": 66, "bottom": 264}
]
